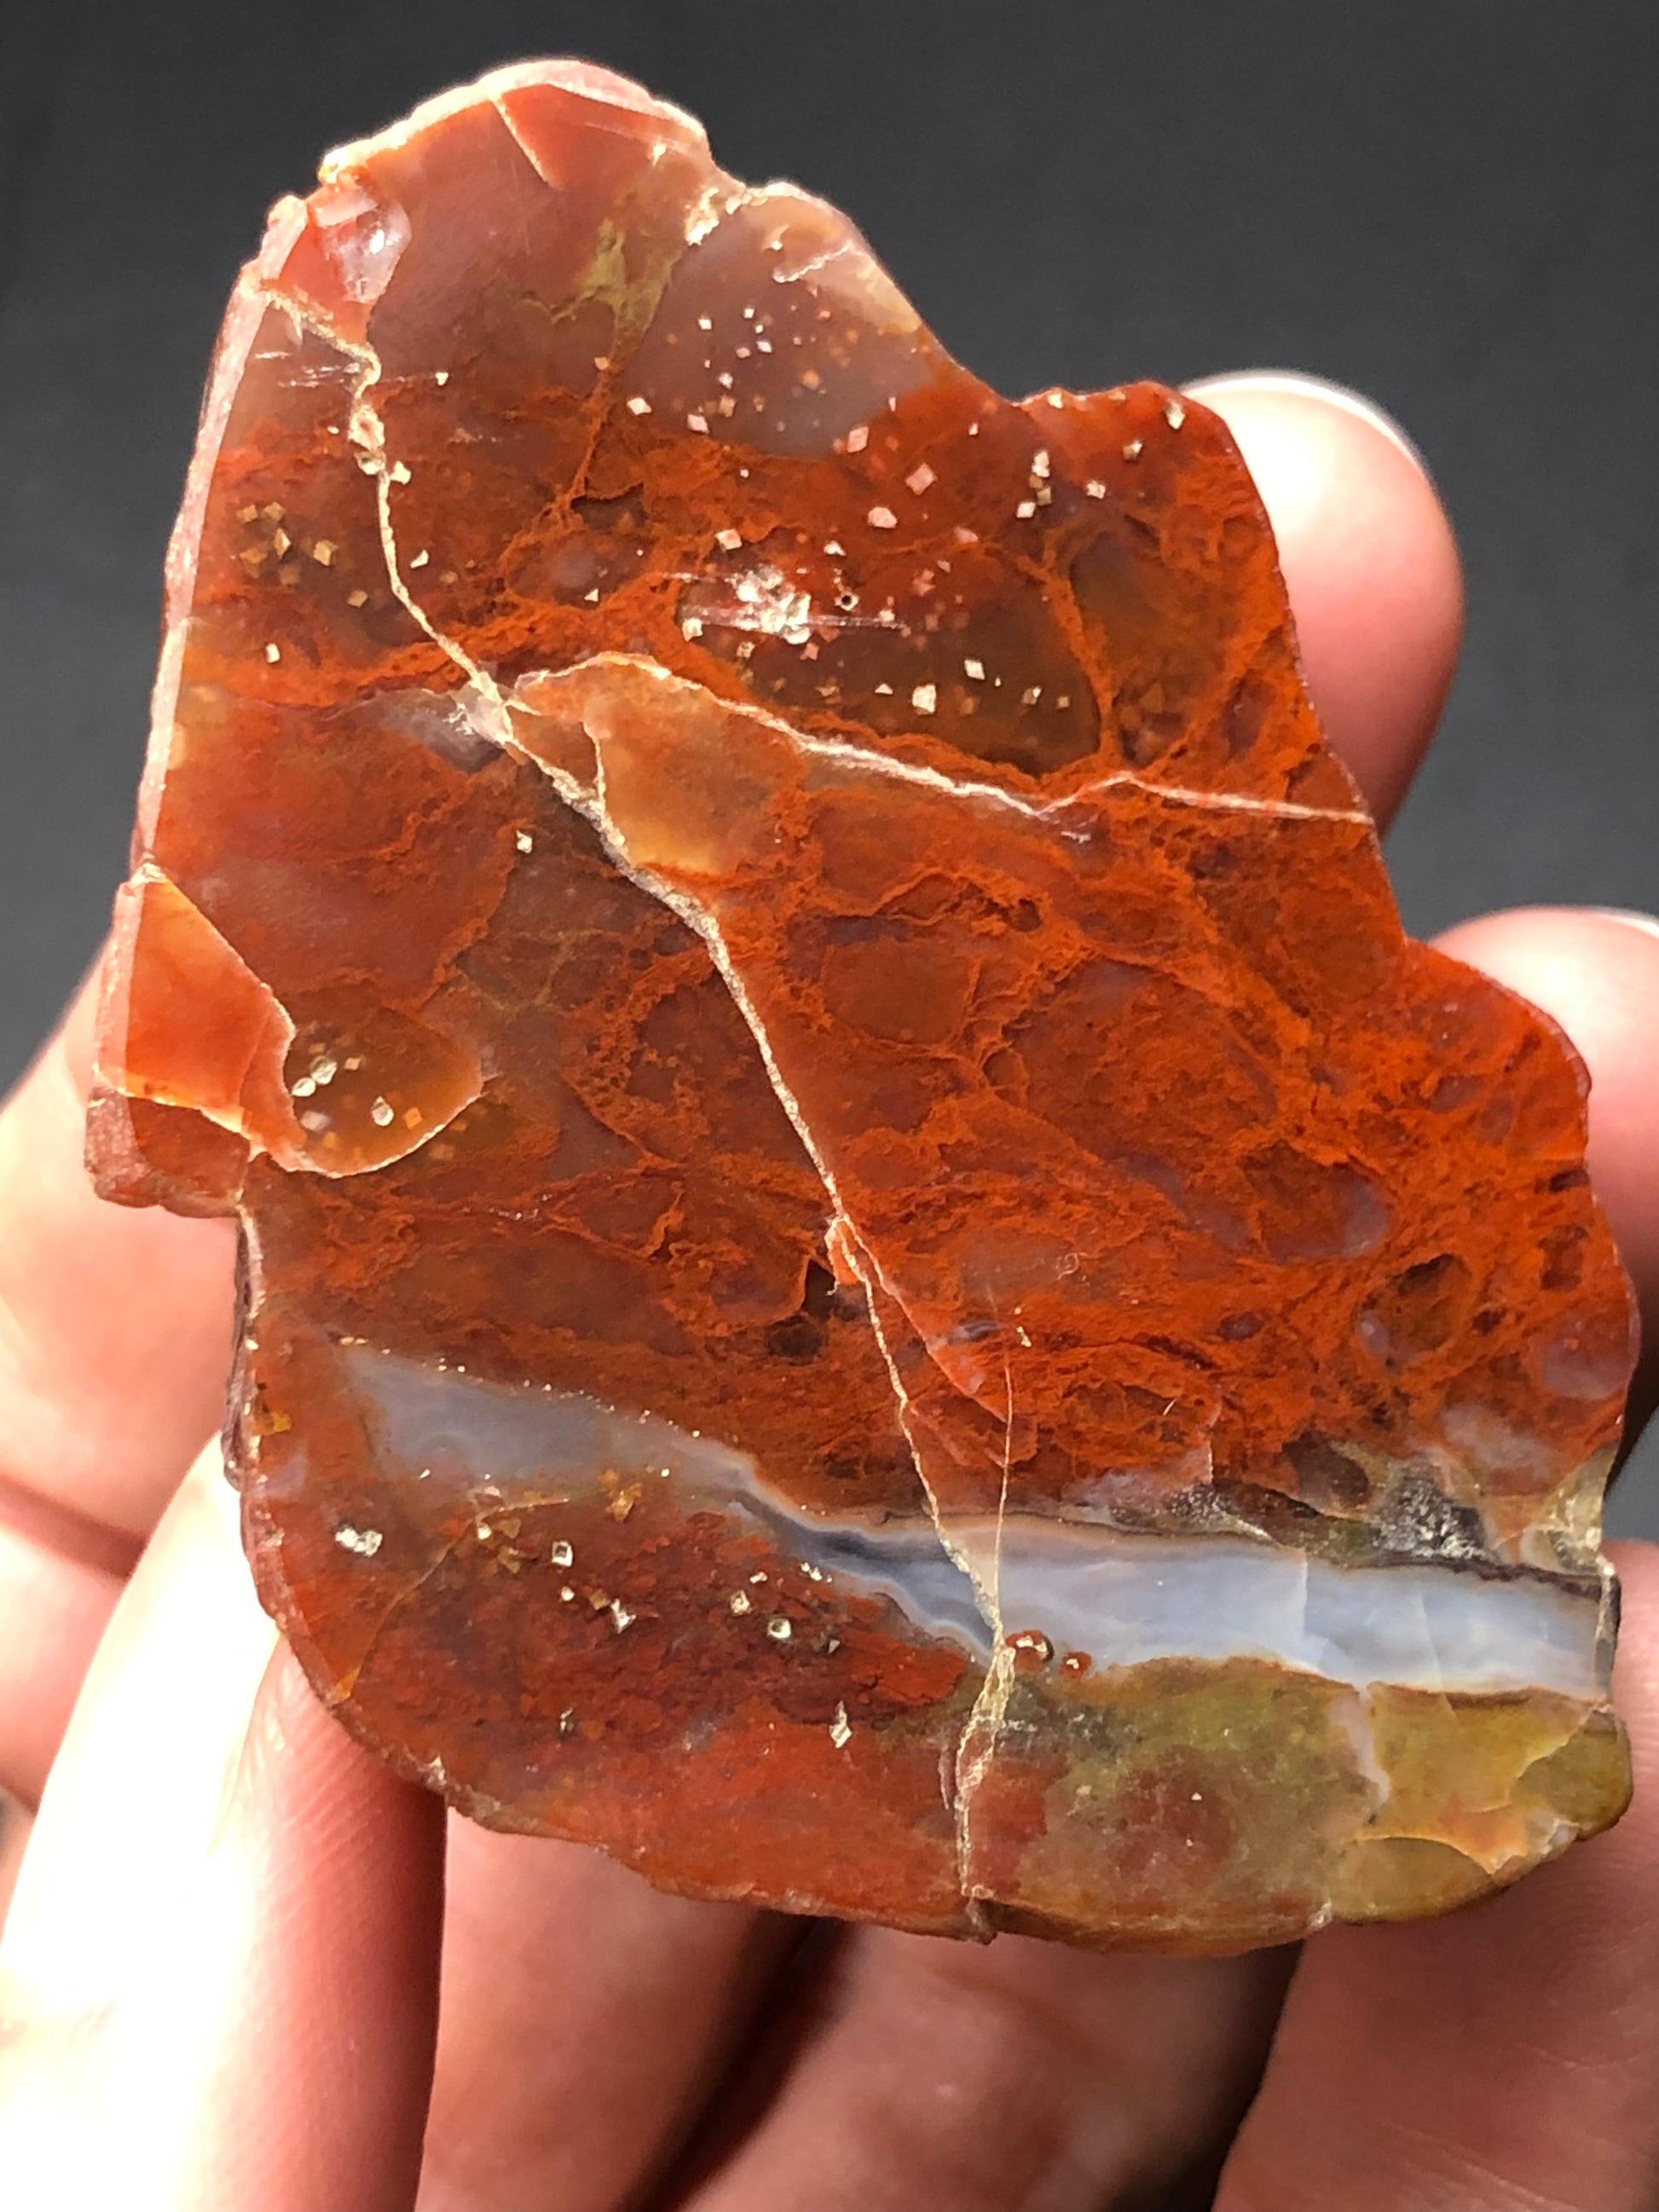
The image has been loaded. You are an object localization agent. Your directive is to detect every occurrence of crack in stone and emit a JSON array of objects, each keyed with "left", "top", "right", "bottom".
[
  {"left": 522, "top": 650, "right": 1369, "bottom": 832},
  {"left": 336, "top": 289, "right": 1017, "bottom": 1894},
  {"left": 562, "top": 772, "right": 1007, "bottom": 1910},
  {"left": 321, "top": 290, "right": 1006, "bottom": 1904},
  {"left": 170, "top": 268, "right": 1608, "bottom": 1917},
  {"left": 91, "top": 58, "right": 1638, "bottom": 1951},
  {"left": 952, "top": 1304, "right": 1020, "bottom": 1919},
  {"left": 315, "top": 444, "right": 1358, "bottom": 1910}
]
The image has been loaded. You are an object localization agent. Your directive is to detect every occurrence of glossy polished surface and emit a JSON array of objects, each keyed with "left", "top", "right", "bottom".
[{"left": 89, "top": 61, "right": 1634, "bottom": 1949}]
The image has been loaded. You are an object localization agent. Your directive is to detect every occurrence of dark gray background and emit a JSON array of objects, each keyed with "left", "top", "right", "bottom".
[{"left": 1, "top": 0, "right": 1654, "bottom": 1510}]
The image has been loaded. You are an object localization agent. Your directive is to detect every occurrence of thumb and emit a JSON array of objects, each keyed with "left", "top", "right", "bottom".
[{"left": 0, "top": 1447, "right": 442, "bottom": 2212}]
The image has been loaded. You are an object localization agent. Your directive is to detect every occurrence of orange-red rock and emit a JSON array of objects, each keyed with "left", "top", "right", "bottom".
[{"left": 89, "top": 61, "right": 1635, "bottom": 1949}]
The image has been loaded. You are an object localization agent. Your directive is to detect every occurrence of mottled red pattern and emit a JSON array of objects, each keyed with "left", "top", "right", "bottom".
[{"left": 88, "top": 62, "right": 1634, "bottom": 1949}]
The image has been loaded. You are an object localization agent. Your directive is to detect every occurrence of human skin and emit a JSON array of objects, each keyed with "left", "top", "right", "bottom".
[{"left": 1, "top": 373, "right": 1656, "bottom": 2212}]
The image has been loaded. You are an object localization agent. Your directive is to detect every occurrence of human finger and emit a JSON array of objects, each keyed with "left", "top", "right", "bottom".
[
  {"left": 0, "top": 997, "right": 791, "bottom": 2212},
  {"left": 1190, "top": 370, "right": 1464, "bottom": 827},
  {"left": 417, "top": 1824, "right": 792, "bottom": 2212},
  {"left": 0, "top": 967, "right": 235, "bottom": 1539},
  {"left": 0, "top": 1792, "right": 27, "bottom": 1930},
  {"left": 0, "top": 1445, "right": 442, "bottom": 2212},
  {"left": 1214, "top": 1539, "right": 1659, "bottom": 2212},
  {"left": 1209, "top": 905, "right": 1659, "bottom": 2209},
  {"left": 0, "top": 968, "right": 234, "bottom": 1804},
  {"left": 670, "top": 1926, "right": 1287, "bottom": 2212},
  {"left": 1436, "top": 906, "right": 1659, "bottom": 1421}
]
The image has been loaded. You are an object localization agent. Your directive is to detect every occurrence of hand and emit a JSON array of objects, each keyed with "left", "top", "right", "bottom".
[{"left": 2, "top": 373, "right": 1656, "bottom": 2212}]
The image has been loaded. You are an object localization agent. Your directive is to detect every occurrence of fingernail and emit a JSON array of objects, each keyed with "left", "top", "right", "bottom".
[
  {"left": 1588, "top": 908, "right": 1659, "bottom": 944},
  {"left": 1182, "top": 369, "right": 1431, "bottom": 477}
]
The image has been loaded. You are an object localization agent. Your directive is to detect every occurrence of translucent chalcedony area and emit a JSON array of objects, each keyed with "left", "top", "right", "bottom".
[{"left": 90, "top": 59, "right": 1635, "bottom": 1950}]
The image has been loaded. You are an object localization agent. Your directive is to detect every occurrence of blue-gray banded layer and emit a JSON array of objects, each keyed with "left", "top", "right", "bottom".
[{"left": 297, "top": 1346, "right": 1610, "bottom": 1704}]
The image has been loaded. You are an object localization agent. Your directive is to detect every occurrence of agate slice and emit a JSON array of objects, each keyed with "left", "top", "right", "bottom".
[{"left": 89, "top": 61, "right": 1636, "bottom": 1950}]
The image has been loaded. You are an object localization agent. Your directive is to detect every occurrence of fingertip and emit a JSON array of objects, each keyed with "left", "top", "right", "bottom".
[
  {"left": 1434, "top": 907, "right": 1659, "bottom": 1343},
  {"left": 1187, "top": 370, "right": 1464, "bottom": 824},
  {"left": 1188, "top": 370, "right": 1433, "bottom": 476}
]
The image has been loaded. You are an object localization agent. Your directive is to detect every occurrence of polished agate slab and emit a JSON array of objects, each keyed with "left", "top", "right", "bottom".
[{"left": 88, "top": 61, "right": 1635, "bottom": 1950}]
